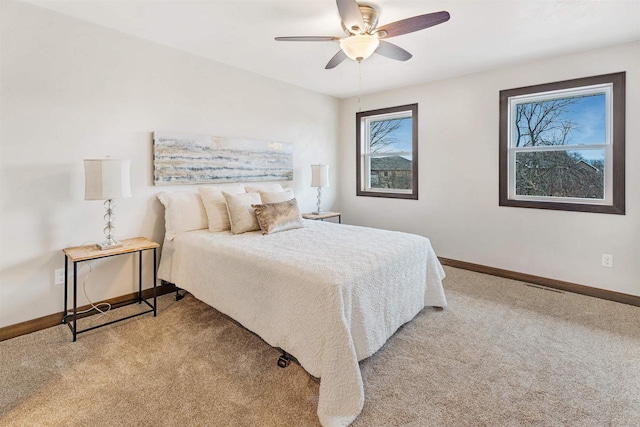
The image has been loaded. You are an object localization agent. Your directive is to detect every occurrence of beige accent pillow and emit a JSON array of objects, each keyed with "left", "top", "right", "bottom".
[
  {"left": 252, "top": 198, "right": 304, "bottom": 235},
  {"left": 157, "top": 192, "right": 208, "bottom": 241},
  {"left": 259, "top": 189, "right": 294, "bottom": 204},
  {"left": 244, "top": 183, "right": 283, "bottom": 193},
  {"left": 223, "top": 191, "right": 262, "bottom": 234},
  {"left": 198, "top": 185, "right": 245, "bottom": 232}
]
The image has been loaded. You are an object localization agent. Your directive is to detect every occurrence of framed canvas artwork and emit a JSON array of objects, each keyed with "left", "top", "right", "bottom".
[{"left": 153, "top": 132, "right": 293, "bottom": 185}]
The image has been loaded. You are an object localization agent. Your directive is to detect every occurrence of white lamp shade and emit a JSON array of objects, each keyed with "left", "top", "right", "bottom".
[
  {"left": 311, "top": 164, "right": 330, "bottom": 188},
  {"left": 340, "top": 35, "right": 380, "bottom": 61},
  {"left": 84, "top": 158, "right": 132, "bottom": 200}
]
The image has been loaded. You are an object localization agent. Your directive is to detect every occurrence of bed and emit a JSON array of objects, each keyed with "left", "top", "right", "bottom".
[{"left": 157, "top": 217, "right": 446, "bottom": 426}]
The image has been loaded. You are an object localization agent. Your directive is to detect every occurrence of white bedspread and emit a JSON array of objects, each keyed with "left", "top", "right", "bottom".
[{"left": 158, "top": 220, "right": 446, "bottom": 426}]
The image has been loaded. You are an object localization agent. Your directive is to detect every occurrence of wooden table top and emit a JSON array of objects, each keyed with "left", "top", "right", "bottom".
[
  {"left": 63, "top": 237, "right": 159, "bottom": 262},
  {"left": 302, "top": 211, "right": 341, "bottom": 220}
]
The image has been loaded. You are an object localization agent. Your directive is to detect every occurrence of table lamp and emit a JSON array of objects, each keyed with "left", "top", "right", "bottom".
[
  {"left": 311, "top": 164, "right": 329, "bottom": 214},
  {"left": 84, "top": 158, "right": 132, "bottom": 250}
]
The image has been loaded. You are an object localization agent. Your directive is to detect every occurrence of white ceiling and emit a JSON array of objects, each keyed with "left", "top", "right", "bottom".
[{"left": 27, "top": 0, "right": 640, "bottom": 99}]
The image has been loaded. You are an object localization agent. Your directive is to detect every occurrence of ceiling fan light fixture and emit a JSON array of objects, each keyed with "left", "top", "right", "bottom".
[
  {"left": 340, "top": 34, "right": 380, "bottom": 62},
  {"left": 276, "top": 1, "right": 451, "bottom": 69}
]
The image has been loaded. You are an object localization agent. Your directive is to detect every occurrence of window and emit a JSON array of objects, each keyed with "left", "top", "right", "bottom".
[
  {"left": 356, "top": 104, "right": 418, "bottom": 199},
  {"left": 499, "top": 72, "right": 625, "bottom": 214}
]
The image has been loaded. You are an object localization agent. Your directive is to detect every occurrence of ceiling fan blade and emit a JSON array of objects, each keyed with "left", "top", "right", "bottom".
[
  {"left": 375, "top": 41, "right": 412, "bottom": 61},
  {"left": 336, "top": 0, "right": 365, "bottom": 34},
  {"left": 325, "top": 50, "right": 348, "bottom": 69},
  {"left": 275, "top": 36, "right": 340, "bottom": 42},
  {"left": 376, "top": 11, "right": 450, "bottom": 39}
]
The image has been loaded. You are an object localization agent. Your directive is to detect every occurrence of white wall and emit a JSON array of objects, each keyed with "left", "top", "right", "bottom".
[
  {"left": 0, "top": 1, "right": 340, "bottom": 327},
  {"left": 340, "top": 41, "right": 640, "bottom": 297}
]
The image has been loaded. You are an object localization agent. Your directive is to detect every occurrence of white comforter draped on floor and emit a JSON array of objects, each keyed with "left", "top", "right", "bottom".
[{"left": 158, "top": 220, "right": 446, "bottom": 426}]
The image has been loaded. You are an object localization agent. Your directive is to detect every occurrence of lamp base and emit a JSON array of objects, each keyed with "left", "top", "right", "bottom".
[
  {"left": 98, "top": 199, "right": 123, "bottom": 250},
  {"left": 98, "top": 240, "right": 123, "bottom": 250},
  {"left": 312, "top": 210, "right": 325, "bottom": 215},
  {"left": 315, "top": 187, "right": 324, "bottom": 215}
]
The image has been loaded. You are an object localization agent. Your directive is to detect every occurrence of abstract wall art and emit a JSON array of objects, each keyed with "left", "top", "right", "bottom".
[{"left": 153, "top": 132, "right": 293, "bottom": 185}]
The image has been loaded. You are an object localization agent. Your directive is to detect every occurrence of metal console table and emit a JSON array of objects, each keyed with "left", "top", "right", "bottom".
[{"left": 62, "top": 237, "right": 159, "bottom": 341}]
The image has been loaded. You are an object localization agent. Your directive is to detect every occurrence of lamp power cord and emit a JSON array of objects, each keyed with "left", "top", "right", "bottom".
[{"left": 64, "top": 242, "right": 112, "bottom": 320}]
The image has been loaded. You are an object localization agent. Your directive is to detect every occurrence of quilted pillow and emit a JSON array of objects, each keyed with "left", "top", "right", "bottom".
[
  {"left": 198, "top": 185, "right": 245, "bottom": 232},
  {"left": 259, "top": 189, "right": 294, "bottom": 204},
  {"left": 223, "top": 191, "right": 262, "bottom": 234},
  {"left": 252, "top": 198, "right": 304, "bottom": 235},
  {"left": 157, "top": 191, "right": 208, "bottom": 241}
]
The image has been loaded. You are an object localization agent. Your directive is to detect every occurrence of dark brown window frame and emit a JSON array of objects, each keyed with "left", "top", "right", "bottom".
[
  {"left": 499, "top": 72, "right": 625, "bottom": 214},
  {"left": 356, "top": 104, "right": 418, "bottom": 200}
]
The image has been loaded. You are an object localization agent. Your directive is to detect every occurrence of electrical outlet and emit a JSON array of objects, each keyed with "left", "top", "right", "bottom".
[
  {"left": 54, "top": 268, "right": 65, "bottom": 285},
  {"left": 601, "top": 254, "right": 613, "bottom": 268}
]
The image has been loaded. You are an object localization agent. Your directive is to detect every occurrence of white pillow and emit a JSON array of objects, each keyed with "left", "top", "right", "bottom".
[
  {"left": 198, "top": 185, "right": 245, "bottom": 232},
  {"left": 223, "top": 191, "right": 262, "bottom": 234},
  {"left": 244, "top": 183, "right": 283, "bottom": 193},
  {"left": 259, "top": 189, "right": 294, "bottom": 204},
  {"left": 157, "top": 192, "right": 208, "bottom": 241}
]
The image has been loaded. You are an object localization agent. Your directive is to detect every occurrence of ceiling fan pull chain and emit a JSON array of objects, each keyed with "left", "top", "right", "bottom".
[{"left": 358, "top": 61, "right": 362, "bottom": 113}]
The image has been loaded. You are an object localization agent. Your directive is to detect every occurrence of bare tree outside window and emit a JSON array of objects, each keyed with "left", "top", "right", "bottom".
[
  {"left": 514, "top": 96, "right": 605, "bottom": 199},
  {"left": 515, "top": 98, "right": 579, "bottom": 148},
  {"left": 369, "top": 118, "right": 410, "bottom": 153}
]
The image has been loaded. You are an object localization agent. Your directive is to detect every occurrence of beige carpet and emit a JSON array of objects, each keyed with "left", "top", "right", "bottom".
[{"left": 1, "top": 266, "right": 639, "bottom": 426}]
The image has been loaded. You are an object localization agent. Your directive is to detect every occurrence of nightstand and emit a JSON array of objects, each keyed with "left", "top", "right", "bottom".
[
  {"left": 302, "top": 211, "right": 342, "bottom": 224},
  {"left": 62, "top": 237, "right": 159, "bottom": 341}
]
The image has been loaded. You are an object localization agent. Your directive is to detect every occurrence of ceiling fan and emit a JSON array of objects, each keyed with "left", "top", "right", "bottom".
[{"left": 275, "top": 0, "right": 450, "bottom": 69}]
